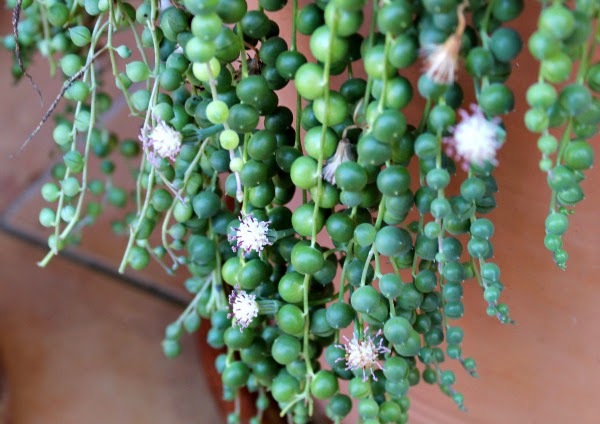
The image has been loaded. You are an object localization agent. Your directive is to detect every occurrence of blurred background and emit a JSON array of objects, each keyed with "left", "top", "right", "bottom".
[
  {"left": 0, "top": 6, "right": 221, "bottom": 423},
  {"left": 1, "top": 2, "right": 600, "bottom": 424}
]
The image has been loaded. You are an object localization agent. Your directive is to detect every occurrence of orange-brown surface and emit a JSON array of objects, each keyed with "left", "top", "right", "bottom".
[
  {"left": 0, "top": 8, "right": 220, "bottom": 424},
  {"left": 0, "top": 232, "right": 221, "bottom": 423},
  {"left": 1, "top": 2, "right": 600, "bottom": 424}
]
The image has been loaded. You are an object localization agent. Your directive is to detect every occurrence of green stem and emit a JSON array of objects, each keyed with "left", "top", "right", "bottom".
[
  {"left": 549, "top": 118, "right": 573, "bottom": 212},
  {"left": 337, "top": 240, "right": 355, "bottom": 302},
  {"left": 119, "top": 167, "right": 156, "bottom": 273},
  {"left": 480, "top": 0, "right": 497, "bottom": 44},
  {"left": 299, "top": 11, "right": 341, "bottom": 410},
  {"left": 237, "top": 23, "right": 249, "bottom": 78},
  {"left": 274, "top": 228, "right": 297, "bottom": 239},
  {"left": 107, "top": 1, "right": 137, "bottom": 114},
  {"left": 359, "top": 247, "right": 375, "bottom": 287},
  {"left": 377, "top": 33, "right": 393, "bottom": 113},
  {"left": 576, "top": 18, "right": 597, "bottom": 83},
  {"left": 175, "top": 275, "right": 213, "bottom": 326},
  {"left": 291, "top": 0, "right": 298, "bottom": 51},
  {"left": 311, "top": 9, "right": 337, "bottom": 245},
  {"left": 160, "top": 138, "right": 212, "bottom": 268},
  {"left": 360, "top": 0, "right": 379, "bottom": 113},
  {"left": 56, "top": 69, "right": 97, "bottom": 239},
  {"left": 184, "top": 124, "right": 225, "bottom": 142},
  {"left": 38, "top": 17, "right": 107, "bottom": 266},
  {"left": 294, "top": 91, "right": 303, "bottom": 150},
  {"left": 205, "top": 63, "right": 243, "bottom": 202},
  {"left": 124, "top": 6, "right": 149, "bottom": 66},
  {"left": 39, "top": 3, "right": 56, "bottom": 76}
]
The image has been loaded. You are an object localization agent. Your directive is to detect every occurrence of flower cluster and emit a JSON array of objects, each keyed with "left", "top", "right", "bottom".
[
  {"left": 337, "top": 329, "right": 391, "bottom": 381},
  {"left": 445, "top": 104, "right": 504, "bottom": 171},
  {"left": 138, "top": 119, "right": 182, "bottom": 165},
  {"left": 228, "top": 286, "right": 259, "bottom": 330},
  {"left": 227, "top": 213, "right": 272, "bottom": 254}
]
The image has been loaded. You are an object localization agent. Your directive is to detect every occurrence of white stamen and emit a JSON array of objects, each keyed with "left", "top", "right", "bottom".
[
  {"left": 139, "top": 119, "right": 182, "bottom": 165},
  {"left": 228, "top": 286, "right": 259, "bottom": 330},
  {"left": 227, "top": 213, "right": 272, "bottom": 255},
  {"left": 336, "top": 328, "right": 391, "bottom": 381},
  {"left": 445, "top": 104, "right": 504, "bottom": 171}
]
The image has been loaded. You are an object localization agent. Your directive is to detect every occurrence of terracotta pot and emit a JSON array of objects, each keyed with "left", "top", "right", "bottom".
[{"left": 0, "top": 353, "right": 9, "bottom": 424}]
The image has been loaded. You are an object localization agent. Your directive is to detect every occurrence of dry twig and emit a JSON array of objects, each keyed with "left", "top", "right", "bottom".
[
  {"left": 12, "top": 0, "right": 44, "bottom": 105},
  {"left": 15, "top": 46, "right": 109, "bottom": 157}
]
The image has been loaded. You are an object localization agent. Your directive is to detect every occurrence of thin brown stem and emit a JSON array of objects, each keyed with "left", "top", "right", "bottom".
[
  {"left": 12, "top": 0, "right": 43, "bottom": 105},
  {"left": 15, "top": 45, "right": 109, "bottom": 156}
]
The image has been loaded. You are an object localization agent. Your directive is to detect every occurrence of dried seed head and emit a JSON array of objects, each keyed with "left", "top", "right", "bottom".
[
  {"left": 323, "top": 138, "right": 354, "bottom": 185},
  {"left": 422, "top": 1, "right": 469, "bottom": 84}
]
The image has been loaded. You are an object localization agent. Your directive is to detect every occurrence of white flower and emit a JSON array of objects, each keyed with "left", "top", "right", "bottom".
[
  {"left": 323, "top": 138, "right": 354, "bottom": 185},
  {"left": 336, "top": 328, "right": 391, "bottom": 381},
  {"left": 445, "top": 104, "right": 504, "bottom": 171},
  {"left": 228, "top": 286, "right": 259, "bottom": 330},
  {"left": 227, "top": 213, "right": 272, "bottom": 254},
  {"left": 139, "top": 119, "right": 182, "bottom": 165}
]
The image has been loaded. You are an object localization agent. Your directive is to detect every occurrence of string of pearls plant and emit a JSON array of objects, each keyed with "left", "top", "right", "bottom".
[{"left": 5, "top": 0, "right": 599, "bottom": 422}]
